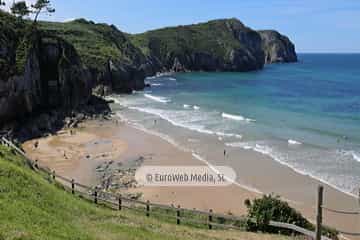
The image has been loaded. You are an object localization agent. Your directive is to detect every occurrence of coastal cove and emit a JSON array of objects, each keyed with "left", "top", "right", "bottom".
[
  {"left": 21, "top": 53, "right": 360, "bottom": 237},
  {"left": 2, "top": 3, "right": 360, "bottom": 239}
]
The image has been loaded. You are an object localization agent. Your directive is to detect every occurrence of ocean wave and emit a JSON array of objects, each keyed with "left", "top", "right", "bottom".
[
  {"left": 168, "top": 77, "right": 176, "bottom": 81},
  {"left": 127, "top": 106, "right": 243, "bottom": 141},
  {"left": 193, "top": 105, "right": 200, "bottom": 110},
  {"left": 340, "top": 150, "right": 360, "bottom": 163},
  {"left": 151, "top": 83, "right": 163, "bottom": 87},
  {"left": 216, "top": 132, "right": 242, "bottom": 139},
  {"left": 222, "top": 112, "right": 255, "bottom": 122},
  {"left": 183, "top": 104, "right": 191, "bottom": 108},
  {"left": 128, "top": 106, "right": 214, "bottom": 135},
  {"left": 226, "top": 141, "right": 358, "bottom": 198},
  {"left": 144, "top": 94, "right": 171, "bottom": 103},
  {"left": 288, "top": 139, "right": 302, "bottom": 145}
]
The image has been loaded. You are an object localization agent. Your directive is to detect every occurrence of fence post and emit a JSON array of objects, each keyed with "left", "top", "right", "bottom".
[
  {"left": 118, "top": 195, "right": 122, "bottom": 211},
  {"left": 34, "top": 159, "right": 38, "bottom": 169},
  {"left": 208, "top": 209, "right": 213, "bottom": 230},
  {"left": 94, "top": 188, "right": 98, "bottom": 204},
  {"left": 316, "top": 185, "right": 323, "bottom": 240},
  {"left": 146, "top": 200, "right": 150, "bottom": 217},
  {"left": 177, "top": 205, "right": 180, "bottom": 225},
  {"left": 71, "top": 179, "right": 75, "bottom": 194},
  {"left": 52, "top": 170, "right": 56, "bottom": 181}
]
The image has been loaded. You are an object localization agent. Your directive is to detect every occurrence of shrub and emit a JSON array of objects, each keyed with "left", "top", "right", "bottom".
[{"left": 244, "top": 194, "right": 338, "bottom": 239}]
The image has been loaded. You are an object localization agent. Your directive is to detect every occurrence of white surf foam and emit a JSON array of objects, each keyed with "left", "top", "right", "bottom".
[
  {"left": 128, "top": 106, "right": 214, "bottom": 135},
  {"left": 222, "top": 112, "right": 255, "bottom": 122},
  {"left": 193, "top": 105, "right": 200, "bottom": 110},
  {"left": 183, "top": 104, "right": 191, "bottom": 109},
  {"left": 127, "top": 106, "right": 243, "bottom": 142},
  {"left": 288, "top": 139, "right": 302, "bottom": 145},
  {"left": 144, "top": 94, "right": 171, "bottom": 103},
  {"left": 226, "top": 141, "right": 358, "bottom": 198},
  {"left": 191, "top": 152, "right": 262, "bottom": 194},
  {"left": 151, "top": 83, "right": 163, "bottom": 87},
  {"left": 341, "top": 150, "right": 360, "bottom": 163},
  {"left": 168, "top": 77, "right": 176, "bottom": 81},
  {"left": 352, "top": 152, "right": 360, "bottom": 162},
  {"left": 215, "top": 132, "right": 242, "bottom": 139}
]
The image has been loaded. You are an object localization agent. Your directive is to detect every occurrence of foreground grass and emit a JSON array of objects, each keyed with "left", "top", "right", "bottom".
[{"left": 0, "top": 145, "right": 294, "bottom": 240}]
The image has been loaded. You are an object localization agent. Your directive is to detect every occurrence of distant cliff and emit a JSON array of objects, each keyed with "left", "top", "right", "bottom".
[
  {"left": 131, "top": 18, "right": 265, "bottom": 72},
  {"left": 259, "top": 30, "right": 297, "bottom": 63},
  {"left": 130, "top": 19, "right": 297, "bottom": 72}
]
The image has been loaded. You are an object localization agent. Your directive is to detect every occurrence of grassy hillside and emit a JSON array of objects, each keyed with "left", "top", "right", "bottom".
[
  {"left": 131, "top": 18, "right": 246, "bottom": 59},
  {"left": 0, "top": 145, "right": 294, "bottom": 240},
  {"left": 129, "top": 18, "right": 265, "bottom": 71},
  {"left": 39, "top": 19, "right": 146, "bottom": 71}
]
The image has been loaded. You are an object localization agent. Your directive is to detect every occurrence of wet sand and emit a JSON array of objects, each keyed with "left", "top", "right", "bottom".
[{"left": 23, "top": 119, "right": 360, "bottom": 239}]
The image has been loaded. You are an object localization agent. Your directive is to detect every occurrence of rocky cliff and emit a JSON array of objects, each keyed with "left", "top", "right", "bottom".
[
  {"left": 259, "top": 30, "right": 297, "bottom": 63},
  {"left": 0, "top": 13, "right": 92, "bottom": 126},
  {"left": 130, "top": 19, "right": 265, "bottom": 72},
  {"left": 130, "top": 19, "right": 297, "bottom": 72},
  {"left": 39, "top": 19, "right": 154, "bottom": 95}
]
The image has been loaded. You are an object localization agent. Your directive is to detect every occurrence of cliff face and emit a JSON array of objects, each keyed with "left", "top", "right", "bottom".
[
  {"left": 0, "top": 15, "right": 91, "bottom": 125},
  {"left": 258, "top": 30, "right": 297, "bottom": 64},
  {"left": 131, "top": 19, "right": 266, "bottom": 72},
  {"left": 39, "top": 19, "right": 153, "bottom": 95}
]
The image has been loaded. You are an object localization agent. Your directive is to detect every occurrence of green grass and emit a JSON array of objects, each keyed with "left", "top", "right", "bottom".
[
  {"left": 0, "top": 145, "right": 296, "bottom": 240},
  {"left": 38, "top": 19, "right": 146, "bottom": 71},
  {"left": 130, "top": 18, "right": 255, "bottom": 63}
]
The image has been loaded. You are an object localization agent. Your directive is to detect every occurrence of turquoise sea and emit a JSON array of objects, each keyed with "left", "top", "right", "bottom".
[{"left": 110, "top": 54, "right": 360, "bottom": 196}]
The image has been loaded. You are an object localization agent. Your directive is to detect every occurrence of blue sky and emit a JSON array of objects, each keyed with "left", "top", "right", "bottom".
[{"left": 4, "top": 0, "right": 360, "bottom": 53}]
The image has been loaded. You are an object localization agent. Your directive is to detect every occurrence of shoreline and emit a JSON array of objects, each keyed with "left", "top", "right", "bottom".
[{"left": 22, "top": 117, "right": 360, "bottom": 239}]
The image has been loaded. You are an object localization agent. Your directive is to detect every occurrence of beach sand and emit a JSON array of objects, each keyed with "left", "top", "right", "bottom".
[{"left": 23, "top": 119, "right": 360, "bottom": 239}]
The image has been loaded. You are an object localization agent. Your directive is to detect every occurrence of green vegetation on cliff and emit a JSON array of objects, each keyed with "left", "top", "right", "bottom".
[
  {"left": 131, "top": 18, "right": 249, "bottom": 59},
  {"left": 130, "top": 18, "right": 265, "bottom": 71},
  {"left": 39, "top": 19, "right": 146, "bottom": 71},
  {"left": 0, "top": 145, "right": 294, "bottom": 240}
]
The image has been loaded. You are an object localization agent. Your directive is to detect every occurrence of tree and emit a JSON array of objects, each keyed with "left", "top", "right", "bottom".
[
  {"left": 10, "top": 1, "right": 30, "bottom": 19},
  {"left": 31, "top": 0, "right": 55, "bottom": 23}
]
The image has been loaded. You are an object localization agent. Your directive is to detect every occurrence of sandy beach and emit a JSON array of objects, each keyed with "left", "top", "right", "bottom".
[{"left": 23, "top": 118, "right": 360, "bottom": 239}]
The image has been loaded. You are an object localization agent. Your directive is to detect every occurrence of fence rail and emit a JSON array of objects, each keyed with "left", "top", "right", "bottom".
[{"left": 0, "top": 136, "right": 344, "bottom": 240}]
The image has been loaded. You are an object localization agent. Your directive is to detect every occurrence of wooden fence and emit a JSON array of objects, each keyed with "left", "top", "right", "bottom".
[
  {"left": 317, "top": 186, "right": 360, "bottom": 237},
  {"left": 0, "top": 136, "right": 339, "bottom": 240}
]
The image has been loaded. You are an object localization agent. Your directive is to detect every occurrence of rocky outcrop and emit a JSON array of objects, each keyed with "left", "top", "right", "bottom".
[
  {"left": 132, "top": 19, "right": 266, "bottom": 73},
  {"left": 92, "top": 60, "right": 147, "bottom": 95},
  {"left": 258, "top": 30, "right": 297, "bottom": 64},
  {"left": 0, "top": 27, "right": 92, "bottom": 126}
]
